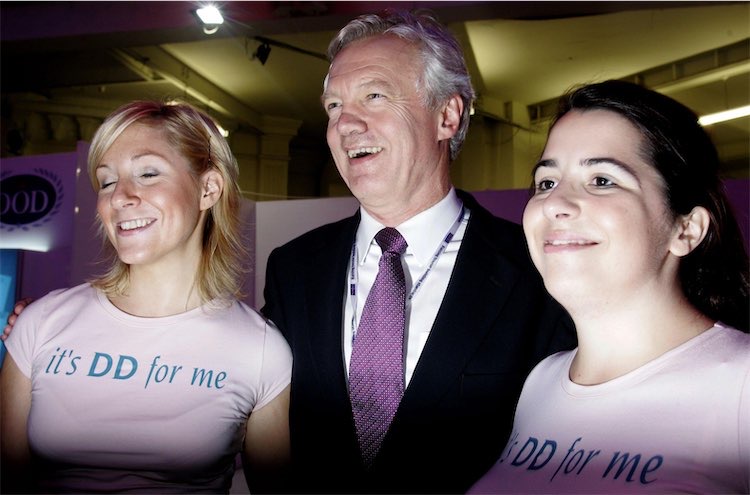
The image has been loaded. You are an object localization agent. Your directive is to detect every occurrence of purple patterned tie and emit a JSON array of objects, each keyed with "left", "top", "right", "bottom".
[{"left": 349, "top": 227, "right": 408, "bottom": 468}]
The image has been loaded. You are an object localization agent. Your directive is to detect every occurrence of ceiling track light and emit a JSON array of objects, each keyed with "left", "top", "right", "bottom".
[
  {"left": 245, "top": 36, "right": 327, "bottom": 66},
  {"left": 195, "top": 5, "right": 224, "bottom": 35},
  {"left": 254, "top": 42, "right": 272, "bottom": 65}
]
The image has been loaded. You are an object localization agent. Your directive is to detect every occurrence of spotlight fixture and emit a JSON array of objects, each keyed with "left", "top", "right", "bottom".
[
  {"left": 254, "top": 42, "right": 272, "bottom": 65},
  {"left": 196, "top": 5, "right": 224, "bottom": 35}
]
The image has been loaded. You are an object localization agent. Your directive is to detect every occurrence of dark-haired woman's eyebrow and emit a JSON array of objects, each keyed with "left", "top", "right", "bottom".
[
  {"left": 583, "top": 157, "right": 640, "bottom": 185},
  {"left": 532, "top": 158, "right": 556, "bottom": 175}
]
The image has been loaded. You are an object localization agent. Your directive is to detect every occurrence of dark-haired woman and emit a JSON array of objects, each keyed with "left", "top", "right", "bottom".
[{"left": 469, "top": 80, "right": 749, "bottom": 494}]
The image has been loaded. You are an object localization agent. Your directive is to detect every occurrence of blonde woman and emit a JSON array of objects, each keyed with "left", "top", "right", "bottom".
[{"left": 1, "top": 101, "right": 291, "bottom": 493}]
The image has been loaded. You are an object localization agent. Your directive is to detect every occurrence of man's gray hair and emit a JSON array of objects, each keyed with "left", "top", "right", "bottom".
[{"left": 328, "top": 10, "right": 476, "bottom": 161}]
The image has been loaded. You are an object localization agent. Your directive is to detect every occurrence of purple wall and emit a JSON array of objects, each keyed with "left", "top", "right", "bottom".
[{"left": 724, "top": 179, "right": 750, "bottom": 250}]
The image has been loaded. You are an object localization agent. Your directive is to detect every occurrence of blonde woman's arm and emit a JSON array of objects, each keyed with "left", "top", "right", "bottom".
[{"left": 242, "top": 384, "right": 291, "bottom": 494}]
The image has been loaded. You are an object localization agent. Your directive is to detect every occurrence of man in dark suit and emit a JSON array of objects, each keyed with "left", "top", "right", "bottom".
[{"left": 261, "top": 10, "right": 576, "bottom": 494}]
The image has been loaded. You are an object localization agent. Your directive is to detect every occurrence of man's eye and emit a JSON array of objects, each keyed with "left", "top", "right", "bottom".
[
  {"left": 99, "top": 180, "right": 115, "bottom": 190},
  {"left": 141, "top": 172, "right": 158, "bottom": 179},
  {"left": 366, "top": 93, "right": 385, "bottom": 100},
  {"left": 326, "top": 102, "right": 341, "bottom": 111}
]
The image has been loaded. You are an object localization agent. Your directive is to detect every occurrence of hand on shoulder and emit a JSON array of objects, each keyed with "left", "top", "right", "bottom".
[{"left": 2, "top": 298, "right": 33, "bottom": 341}]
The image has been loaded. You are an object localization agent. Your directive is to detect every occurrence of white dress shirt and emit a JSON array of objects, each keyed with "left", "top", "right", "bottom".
[{"left": 343, "top": 188, "right": 469, "bottom": 386}]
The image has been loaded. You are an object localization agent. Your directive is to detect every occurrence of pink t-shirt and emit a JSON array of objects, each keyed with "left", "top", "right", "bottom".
[
  {"left": 468, "top": 323, "right": 750, "bottom": 494},
  {"left": 5, "top": 283, "right": 292, "bottom": 493}
]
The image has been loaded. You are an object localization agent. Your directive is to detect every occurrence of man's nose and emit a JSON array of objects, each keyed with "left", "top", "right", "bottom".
[{"left": 335, "top": 110, "right": 367, "bottom": 136}]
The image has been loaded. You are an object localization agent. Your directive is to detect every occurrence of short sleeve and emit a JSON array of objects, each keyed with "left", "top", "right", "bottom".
[
  {"left": 252, "top": 319, "right": 292, "bottom": 411},
  {"left": 3, "top": 296, "right": 47, "bottom": 377},
  {"left": 738, "top": 349, "right": 750, "bottom": 492}
]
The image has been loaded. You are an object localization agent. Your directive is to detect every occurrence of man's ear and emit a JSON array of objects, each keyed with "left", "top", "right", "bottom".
[
  {"left": 669, "top": 206, "right": 710, "bottom": 257},
  {"left": 199, "top": 169, "right": 224, "bottom": 211},
  {"left": 437, "top": 95, "right": 464, "bottom": 141}
]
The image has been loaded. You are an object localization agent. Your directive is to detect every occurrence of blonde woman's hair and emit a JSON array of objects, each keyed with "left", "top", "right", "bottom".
[{"left": 88, "top": 100, "right": 246, "bottom": 304}]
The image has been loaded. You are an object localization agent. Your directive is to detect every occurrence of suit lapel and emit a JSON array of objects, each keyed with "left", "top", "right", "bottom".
[{"left": 302, "top": 213, "right": 360, "bottom": 397}]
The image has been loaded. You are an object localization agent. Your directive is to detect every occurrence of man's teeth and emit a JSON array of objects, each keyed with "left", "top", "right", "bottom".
[
  {"left": 119, "top": 219, "right": 153, "bottom": 231},
  {"left": 348, "top": 147, "right": 383, "bottom": 159}
]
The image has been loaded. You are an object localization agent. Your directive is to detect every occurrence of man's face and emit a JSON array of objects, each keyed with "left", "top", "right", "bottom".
[{"left": 322, "top": 35, "right": 457, "bottom": 224}]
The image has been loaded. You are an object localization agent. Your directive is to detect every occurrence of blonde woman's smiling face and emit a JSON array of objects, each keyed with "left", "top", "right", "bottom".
[{"left": 95, "top": 123, "right": 206, "bottom": 269}]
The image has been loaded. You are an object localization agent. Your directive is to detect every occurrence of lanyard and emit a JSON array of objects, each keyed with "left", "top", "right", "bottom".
[{"left": 349, "top": 205, "right": 469, "bottom": 338}]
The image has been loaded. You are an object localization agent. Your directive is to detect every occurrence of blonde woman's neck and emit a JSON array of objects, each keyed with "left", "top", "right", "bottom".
[{"left": 109, "top": 259, "right": 204, "bottom": 317}]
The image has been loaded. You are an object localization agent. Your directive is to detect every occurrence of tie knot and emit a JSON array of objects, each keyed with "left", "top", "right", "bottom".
[{"left": 375, "top": 227, "right": 407, "bottom": 255}]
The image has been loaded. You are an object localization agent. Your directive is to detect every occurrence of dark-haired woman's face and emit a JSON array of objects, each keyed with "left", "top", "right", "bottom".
[{"left": 523, "top": 109, "right": 683, "bottom": 312}]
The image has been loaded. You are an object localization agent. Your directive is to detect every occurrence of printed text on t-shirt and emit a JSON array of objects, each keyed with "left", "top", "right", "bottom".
[
  {"left": 43, "top": 348, "right": 227, "bottom": 389},
  {"left": 499, "top": 432, "right": 664, "bottom": 485}
]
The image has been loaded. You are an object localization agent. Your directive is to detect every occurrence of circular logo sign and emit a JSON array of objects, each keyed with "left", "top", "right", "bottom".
[{"left": 0, "top": 170, "right": 63, "bottom": 230}]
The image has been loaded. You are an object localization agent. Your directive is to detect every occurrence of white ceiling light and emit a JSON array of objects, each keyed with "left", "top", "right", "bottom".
[
  {"left": 196, "top": 5, "right": 224, "bottom": 35},
  {"left": 196, "top": 5, "right": 223, "bottom": 24},
  {"left": 698, "top": 105, "right": 750, "bottom": 126}
]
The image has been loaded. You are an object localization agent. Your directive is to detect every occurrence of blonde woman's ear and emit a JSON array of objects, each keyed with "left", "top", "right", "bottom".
[
  {"left": 669, "top": 206, "right": 710, "bottom": 257},
  {"left": 200, "top": 169, "right": 224, "bottom": 211}
]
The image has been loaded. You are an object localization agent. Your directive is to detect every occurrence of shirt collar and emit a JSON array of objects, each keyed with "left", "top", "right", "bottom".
[{"left": 356, "top": 188, "right": 463, "bottom": 266}]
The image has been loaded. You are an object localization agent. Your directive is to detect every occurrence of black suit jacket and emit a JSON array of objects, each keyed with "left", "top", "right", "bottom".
[{"left": 262, "top": 190, "right": 576, "bottom": 494}]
